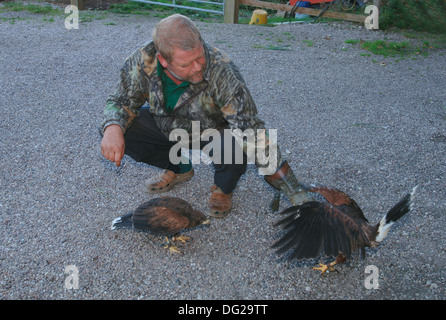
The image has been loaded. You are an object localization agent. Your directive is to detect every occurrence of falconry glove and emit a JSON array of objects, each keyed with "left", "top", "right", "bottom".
[{"left": 264, "top": 160, "right": 316, "bottom": 210}]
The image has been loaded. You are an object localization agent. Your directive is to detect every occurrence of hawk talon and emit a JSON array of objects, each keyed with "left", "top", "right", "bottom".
[
  {"left": 172, "top": 235, "right": 191, "bottom": 244},
  {"left": 164, "top": 244, "right": 182, "bottom": 254},
  {"left": 164, "top": 237, "right": 184, "bottom": 254},
  {"left": 313, "top": 263, "right": 334, "bottom": 274}
]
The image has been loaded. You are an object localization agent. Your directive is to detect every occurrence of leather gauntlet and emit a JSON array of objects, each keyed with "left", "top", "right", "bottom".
[{"left": 264, "top": 160, "right": 315, "bottom": 206}]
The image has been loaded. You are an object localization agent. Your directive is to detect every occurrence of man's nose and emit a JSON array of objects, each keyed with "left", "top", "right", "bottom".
[{"left": 192, "top": 61, "right": 203, "bottom": 73}]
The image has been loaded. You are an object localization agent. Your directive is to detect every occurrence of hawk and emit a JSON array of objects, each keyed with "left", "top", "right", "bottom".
[
  {"left": 111, "top": 197, "right": 209, "bottom": 253},
  {"left": 273, "top": 186, "right": 417, "bottom": 273}
]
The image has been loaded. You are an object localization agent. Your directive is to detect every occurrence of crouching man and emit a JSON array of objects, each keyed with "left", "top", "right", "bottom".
[{"left": 100, "top": 14, "right": 312, "bottom": 217}]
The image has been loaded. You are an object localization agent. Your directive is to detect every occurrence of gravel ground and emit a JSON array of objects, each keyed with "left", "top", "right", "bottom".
[{"left": 1, "top": 5, "right": 445, "bottom": 301}]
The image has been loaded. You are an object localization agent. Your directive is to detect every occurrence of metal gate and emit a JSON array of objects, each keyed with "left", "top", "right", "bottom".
[{"left": 131, "top": 0, "right": 225, "bottom": 15}]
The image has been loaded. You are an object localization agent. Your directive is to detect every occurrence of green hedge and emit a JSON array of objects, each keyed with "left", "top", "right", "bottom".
[{"left": 380, "top": 0, "right": 446, "bottom": 33}]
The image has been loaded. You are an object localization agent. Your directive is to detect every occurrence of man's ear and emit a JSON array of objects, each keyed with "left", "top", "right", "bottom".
[{"left": 157, "top": 53, "right": 168, "bottom": 68}]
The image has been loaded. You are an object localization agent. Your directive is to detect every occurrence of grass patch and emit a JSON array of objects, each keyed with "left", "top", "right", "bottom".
[
  {"left": 0, "top": 2, "right": 60, "bottom": 14},
  {"left": 302, "top": 39, "right": 314, "bottom": 47},
  {"left": 345, "top": 39, "right": 360, "bottom": 45},
  {"left": 108, "top": 2, "right": 154, "bottom": 15},
  {"left": 266, "top": 44, "right": 291, "bottom": 50},
  {"left": 403, "top": 31, "right": 446, "bottom": 50},
  {"left": 361, "top": 39, "right": 412, "bottom": 57},
  {"left": 345, "top": 39, "right": 432, "bottom": 59},
  {"left": 251, "top": 44, "right": 291, "bottom": 51}
]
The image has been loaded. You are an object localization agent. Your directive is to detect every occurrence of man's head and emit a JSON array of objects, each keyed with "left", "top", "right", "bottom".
[{"left": 153, "top": 14, "right": 206, "bottom": 84}]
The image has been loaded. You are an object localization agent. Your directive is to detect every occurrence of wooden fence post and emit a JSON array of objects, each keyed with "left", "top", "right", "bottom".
[
  {"left": 70, "top": 0, "right": 85, "bottom": 10},
  {"left": 224, "top": 0, "right": 240, "bottom": 24}
]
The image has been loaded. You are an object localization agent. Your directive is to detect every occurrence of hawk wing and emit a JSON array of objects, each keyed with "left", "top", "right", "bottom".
[
  {"left": 308, "top": 186, "right": 369, "bottom": 222},
  {"left": 132, "top": 206, "right": 190, "bottom": 236},
  {"left": 273, "top": 201, "right": 370, "bottom": 260}
]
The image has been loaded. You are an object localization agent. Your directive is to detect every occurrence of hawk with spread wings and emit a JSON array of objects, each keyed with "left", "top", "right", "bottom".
[{"left": 273, "top": 186, "right": 417, "bottom": 273}]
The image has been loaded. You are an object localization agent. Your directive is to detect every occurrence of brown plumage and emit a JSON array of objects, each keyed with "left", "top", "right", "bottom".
[
  {"left": 111, "top": 197, "right": 209, "bottom": 253},
  {"left": 273, "top": 186, "right": 417, "bottom": 273}
]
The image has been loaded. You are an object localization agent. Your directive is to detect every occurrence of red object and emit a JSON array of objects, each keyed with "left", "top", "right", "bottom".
[{"left": 289, "top": 0, "right": 333, "bottom": 5}]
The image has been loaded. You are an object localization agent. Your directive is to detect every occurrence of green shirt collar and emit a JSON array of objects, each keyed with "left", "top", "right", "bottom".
[
  {"left": 157, "top": 59, "right": 190, "bottom": 88},
  {"left": 157, "top": 59, "right": 190, "bottom": 113}
]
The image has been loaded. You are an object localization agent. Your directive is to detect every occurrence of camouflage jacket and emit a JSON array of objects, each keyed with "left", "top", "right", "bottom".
[{"left": 101, "top": 41, "right": 282, "bottom": 173}]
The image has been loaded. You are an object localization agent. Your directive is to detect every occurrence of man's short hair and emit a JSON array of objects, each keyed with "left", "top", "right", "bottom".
[{"left": 152, "top": 14, "right": 203, "bottom": 62}]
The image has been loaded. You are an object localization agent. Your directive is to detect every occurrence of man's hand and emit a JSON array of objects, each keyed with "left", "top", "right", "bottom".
[{"left": 101, "top": 124, "right": 125, "bottom": 167}]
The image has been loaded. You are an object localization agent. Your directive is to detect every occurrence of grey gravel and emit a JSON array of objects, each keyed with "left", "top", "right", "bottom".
[{"left": 1, "top": 6, "right": 445, "bottom": 300}]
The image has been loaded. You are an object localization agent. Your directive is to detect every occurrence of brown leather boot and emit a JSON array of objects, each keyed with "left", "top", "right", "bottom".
[
  {"left": 147, "top": 169, "right": 194, "bottom": 194},
  {"left": 208, "top": 185, "right": 232, "bottom": 218}
]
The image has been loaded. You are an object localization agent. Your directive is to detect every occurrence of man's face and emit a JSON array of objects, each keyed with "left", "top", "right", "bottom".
[{"left": 158, "top": 44, "right": 206, "bottom": 85}]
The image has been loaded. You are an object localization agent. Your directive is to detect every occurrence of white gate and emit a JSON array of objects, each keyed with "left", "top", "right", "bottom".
[{"left": 131, "top": 0, "right": 225, "bottom": 15}]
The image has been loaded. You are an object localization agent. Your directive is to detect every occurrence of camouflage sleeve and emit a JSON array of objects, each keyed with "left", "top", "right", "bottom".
[
  {"left": 212, "top": 60, "right": 283, "bottom": 175},
  {"left": 209, "top": 60, "right": 263, "bottom": 130},
  {"left": 100, "top": 50, "right": 146, "bottom": 134}
]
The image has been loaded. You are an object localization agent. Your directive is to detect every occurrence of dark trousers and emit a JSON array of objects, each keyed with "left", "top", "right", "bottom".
[{"left": 124, "top": 108, "right": 247, "bottom": 194}]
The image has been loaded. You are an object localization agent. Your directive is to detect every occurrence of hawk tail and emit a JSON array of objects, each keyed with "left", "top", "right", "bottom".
[
  {"left": 111, "top": 212, "right": 134, "bottom": 230},
  {"left": 375, "top": 186, "right": 417, "bottom": 242}
]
